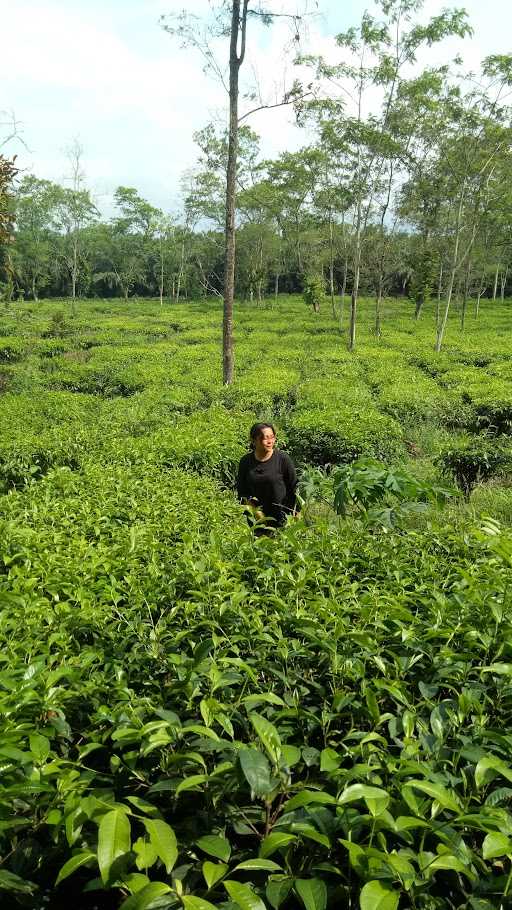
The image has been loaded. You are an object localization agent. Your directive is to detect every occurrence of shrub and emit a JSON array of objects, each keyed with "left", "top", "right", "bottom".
[
  {"left": 437, "top": 437, "right": 512, "bottom": 496},
  {"left": 302, "top": 273, "right": 325, "bottom": 313}
]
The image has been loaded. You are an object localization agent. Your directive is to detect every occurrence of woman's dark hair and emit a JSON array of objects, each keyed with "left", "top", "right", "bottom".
[{"left": 249, "top": 422, "right": 276, "bottom": 450}]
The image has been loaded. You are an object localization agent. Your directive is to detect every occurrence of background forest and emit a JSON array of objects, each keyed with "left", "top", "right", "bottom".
[{"left": 2, "top": 0, "right": 512, "bottom": 360}]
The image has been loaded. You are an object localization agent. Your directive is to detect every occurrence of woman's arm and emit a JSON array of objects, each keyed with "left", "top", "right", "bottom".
[
  {"left": 237, "top": 457, "right": 250, "bottom": 501},
  {"left": 281, "top": 453, "right": 300, "bottom": 514}
]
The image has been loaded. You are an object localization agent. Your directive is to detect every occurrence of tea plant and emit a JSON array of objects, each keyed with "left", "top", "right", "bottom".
[{"left": 0, "top": 295, "right": 511, "bottom": 908}]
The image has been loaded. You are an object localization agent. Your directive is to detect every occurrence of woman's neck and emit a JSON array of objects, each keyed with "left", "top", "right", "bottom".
[{"left": 254, "top": 447, "right": 274, "bottom": 462}]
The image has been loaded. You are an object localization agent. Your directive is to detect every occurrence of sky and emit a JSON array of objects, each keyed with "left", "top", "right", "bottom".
[{"left": 2, "top": 0, "right": 511, "bottom": 216}]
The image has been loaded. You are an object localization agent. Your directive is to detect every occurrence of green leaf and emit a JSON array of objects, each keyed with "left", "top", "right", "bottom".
[
  {"left": 239, "top": 747, "right": 274, "bottom": 797},
  {"left": 483, "top": 832, "right": 512, "bottom": 859},
  {"left": 290, "top": 824, "right": 330, "bottom": 848},
  {"left": 360, "top": 880, "right": 399, "bottom": 910},
  {"left": 281, "top": 745, "right": 301, "bottom": 768},
  {"left": 203, "top": 861, "right": 228, "bottom": 888},
  {"left": 29, "top": 732, "right": 50, "bottom": 763},
  {"left": 143, "top": 818, "right": 177, "bottom": 874},
  {"left": 285, "top": 791, "right": 337, "bottom": 812},
  {"left": 0, "top": 869, "right": 37, "bottom": 894},
  {"left": 133, "top": 837, "right": 158, "bottom": 872},
  {"left": 196, "top": 835, "right": 231, "bottom": 862},
  {"left": 182, "top": 898, "right": 219, "bottom": 910},
  {"left": 176, "top": 774, "right": 209, "bottom": 795},
  {"left": 426, "top": 854, "right": 471, "bottom": 877},
  {"left": 339, "top": 839, "right": 367, "bottom": 875},
  {"left": 266, "top": 877, "right": 293, "bottom": 910},
  {"left": 55, "top": 851, "right": 96, "bottom": 886},
  {"left": 365, "top": 688, "right": 380, "bottom": 724},
  {"left": 234, "top": 859, "right": 282, "bottom": 873},
  {"left": 224, "top": 880, "right": 267, "bottom": 910},
  {"left": 320, "top": 748, "right": 341, "bottom": 772},
  {"left": 259, "top": 833, "right": 297, "bottom": 859},
  {"left": 295, "top": 878, "right": 327, "bottom": 910},
  {"left": 249, "top": 713, "right": 281, "bottom": 765},
  {"left": 402, "top": 780, "right": 461, "bottom": 814},
  {"left": 243, "top": 693, "right": 286, "bottom": 710},
  {"left": 338, "top": 784, "right": 390, "bottom": 816},
  {"left": 97, "top": 808, "right": 131, "bottom": 884},
  {"left": 119, "top": 882, "right": 172, "bottom": 910},
  {"left": 475, "top": 754, "right": 512, "bottom": 789}
]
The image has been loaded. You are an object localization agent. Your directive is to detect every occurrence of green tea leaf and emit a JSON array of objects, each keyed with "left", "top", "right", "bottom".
[
  {"left": 259, "top": 833, "right": 297, "bottom": 858},
  {"left": 360, "top": 880, "right": 399, "bottom": 910},
  {"left": 295, "top": 878, "right": 327, "bottom": 910},
  {"left": 97, "top": 808, "right": 131, "bottom": 884},
  {"left": 119, "top": 882, "right": 172, "bottom": 909},
  {"left": 402, "top": 780, "right": 461, "bottom": 814},
  {"left": 475, "top": 754, "right": 512, "bottom": 789},
  {"left": 196, "top": 835, "right": 231, "bottom": 863},
  {"left": 202, "top": 861, "right": 228, "bottom": 888},
  {"left": 143, "top": 819, "right": 177, "bottom": 873},
  {"left": 234, "top": 859, "right": 282, "bottom": 872},
  {"left": 338, "top": 784, "right": 390, "bottom": 816},
  {"left": 483, "top": 832, "right": 512, "bottom": 859},
  {"left": 55, "top": 851, "right": 96, "bottom": 886},
  {"left": 224, "top": 879, "right": 267, "bottom": 910},
  {"left": 285, "top": 791, "right": 337, "bottom": 812},
  {"left": 249, "top": 713, "right": 281, "bottom": 765},
  {"left": 239, "top": 746, "right": 274, "bottom": 797},
  {"left": 320, "top": 748, "right": 341, "bottom": 772},
  {"left": 266, "top": 877, "right": 293, "bottom": 910},
  {"left": 0, "top": 869, "right": 37, "bottom": 894},
  {"left": 182, "top": 898, "right": 219, "bottom": 910},
  {"left": 29, "top": 732, "right": 50, "bottom": 763},
  {"left": 133, "top": 837, "right": 158, "bottom": 872},
  {"left": 176, "top": 774, "right": 208, "bottom": 795}
]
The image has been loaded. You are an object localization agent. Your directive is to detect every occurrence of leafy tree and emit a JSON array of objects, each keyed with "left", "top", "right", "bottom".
[
  {"left": 0, "top": 154, "right": 18, "bottom": 298},
  {"left": 303, "top": 0, "right": 471, "bottom": 350},
  {"left": 13, "top": 176, "right": 61, "bottom": 300}
]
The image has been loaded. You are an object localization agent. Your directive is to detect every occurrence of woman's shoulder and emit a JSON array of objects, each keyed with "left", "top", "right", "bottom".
[
  {"left": 238, "top": 451, "right": 254, "bottom": 468},
  {"left": 276, "top": 449, "right": 294, "bottom": 466}
]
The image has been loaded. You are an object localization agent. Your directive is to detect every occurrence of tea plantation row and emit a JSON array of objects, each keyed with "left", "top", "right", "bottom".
[{"left": 0, "top": 296, "right": 511, "bottom": 909}]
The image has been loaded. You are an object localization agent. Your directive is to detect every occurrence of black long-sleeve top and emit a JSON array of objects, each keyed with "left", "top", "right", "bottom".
[{"left": 237, "top": 449, "right": 299, "bottom": 527}]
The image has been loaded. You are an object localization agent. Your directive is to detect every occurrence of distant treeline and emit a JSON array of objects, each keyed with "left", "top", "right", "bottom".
[{"left": 1, "top": 174, "right": 510, "bottom": 311}]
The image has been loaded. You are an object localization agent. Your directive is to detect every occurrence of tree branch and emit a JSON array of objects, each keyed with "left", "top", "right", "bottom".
[{"left": 238, "top": 89, "right": 313, "bottom": 123}]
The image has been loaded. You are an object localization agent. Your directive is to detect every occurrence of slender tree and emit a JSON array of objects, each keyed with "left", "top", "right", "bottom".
[{"left": 163, "top": 2, "right": 309, "bottom": 384}]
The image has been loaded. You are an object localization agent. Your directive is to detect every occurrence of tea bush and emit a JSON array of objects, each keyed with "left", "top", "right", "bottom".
[{"left": 0, "top": 295, "right": 511, "bottom": 908}]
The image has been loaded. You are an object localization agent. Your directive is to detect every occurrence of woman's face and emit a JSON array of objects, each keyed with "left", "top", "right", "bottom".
[{"left": 256, "top": 427, "right": 275, "bottom": 453}]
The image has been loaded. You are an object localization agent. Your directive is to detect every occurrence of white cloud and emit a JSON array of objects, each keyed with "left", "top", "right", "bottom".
[{"left": 2, "top": 0, "right": 511, "bottom": 214}]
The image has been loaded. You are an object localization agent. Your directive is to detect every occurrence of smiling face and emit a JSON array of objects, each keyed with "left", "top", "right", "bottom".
[
  {"left": 258, "top": 427, "right": 275, "bottom": 454},
  {"left": 251, "top": 424, "right": 276, "bottom": 458}
]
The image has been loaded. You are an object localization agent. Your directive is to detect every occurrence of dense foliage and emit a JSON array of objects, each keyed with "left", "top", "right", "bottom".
[{"left": 0, "top": 295, "right": 511, "bottom": 909}]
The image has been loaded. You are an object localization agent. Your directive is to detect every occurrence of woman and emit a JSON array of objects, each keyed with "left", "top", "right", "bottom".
[{"left": 237, "top": 422, "right": 299, "bottom": 531}]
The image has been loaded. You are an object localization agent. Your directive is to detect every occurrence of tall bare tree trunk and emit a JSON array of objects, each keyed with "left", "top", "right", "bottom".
[
  {"left": 492, "top": 264, "right": 499, "bottom": 301},
  {"left": 339, "top": 257, "right": 348, "bottom": 332},
  {"left": 223, "top": 0, "right": 248, "bottom": 385},
  {"left": 349, "top": 247, "right": 360, "bottom": 351},
  {"left": 460, "top": 258, "right": 471, "bottom": 332},
  {"left": 159, "top": 241, "right": 164, "bottom": 306},
  {"left": 500, "top": 267, "right": 508, "bottom": 302},
  {"left": 436, "top": 261, "right": 443, "bottom": 330},
  {"left": 328, "top": 213, "right": 336, "bottom": 319},
  {"left": 436, "top": 195, "right": 464, "bottom": 352},
  {"left": 176, "top": 240, "right": 185, "bottom": 302},
  {"left": 273, "top": 272, "right": 279, "bottom": 309},
  {"left": 375, "top": 278, "right": 383, "bottom": 338},
  {"left": 349, "top": 63, "right": 364, "bottom": 353}
]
